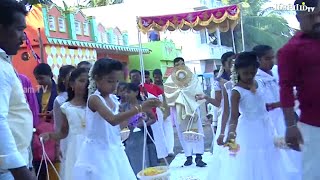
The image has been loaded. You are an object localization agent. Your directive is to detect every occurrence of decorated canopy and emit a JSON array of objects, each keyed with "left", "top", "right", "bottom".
[{"left": 137, "top": 4, "right": 240, "bottom": 33}]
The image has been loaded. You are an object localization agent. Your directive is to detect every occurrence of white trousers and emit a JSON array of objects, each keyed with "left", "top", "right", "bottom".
[
  {"left": 299, "top": 122, "right": 320, "bottom": 180},
  {"left": 172, "top": 107, "right": 204, "bottom": 157}
]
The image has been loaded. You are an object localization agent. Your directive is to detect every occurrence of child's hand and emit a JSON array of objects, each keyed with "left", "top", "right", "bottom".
[
  {"left": 55, "top": 148, "right": 62, "bottom": 162},
  {"left": 195, "top": 94, "right": 207, "bottom": 101},
  {"left": 266, "top": 103, "right": 276, "bottom": 111},
  {"left": 141, "top": 98, "right": 161, "bottom": 112},
  {"left": 217, "top": 134, "right": 225, "bottom": 146},
  {"left": 39, "top": 133, "right": 51, "bottom": 142}
]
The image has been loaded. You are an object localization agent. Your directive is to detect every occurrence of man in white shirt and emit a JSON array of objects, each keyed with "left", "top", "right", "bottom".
[{"left": 0, "top": 1, "right": 36, "bottom": 180}]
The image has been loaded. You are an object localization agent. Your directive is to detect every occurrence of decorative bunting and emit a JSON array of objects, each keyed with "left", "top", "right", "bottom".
[
  {"left": 137, "top": 4, "right": 240, "bottom": 33},
  {"left": 24, "top": 32, "right": 41, "bottom": 63}
]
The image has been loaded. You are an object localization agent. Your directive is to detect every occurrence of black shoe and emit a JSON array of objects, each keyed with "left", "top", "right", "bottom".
[
  {"left": 184, "top": 156, "right": 193, "bottom": 166},
  {"left": 195, "top": 154, "right": 207, "bottom": 167}
]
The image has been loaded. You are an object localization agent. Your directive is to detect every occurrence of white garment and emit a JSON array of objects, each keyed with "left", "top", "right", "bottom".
[
  {"left": 53, "top": 92, "right": 68, "bottom": 177},
  {"left": 152, "top": 108, "right": 169, "bottom": 158},
  {"left": 213, "top": 81, "right": 232, "bottom": 154},
  {"left": 149, "top": 93, "right": 175, "bottom": 158},
  {"left": 271, "top": 65, "right": 279, "bottom": 82},
  {"left": 210, "top": 79, "right": 223, "bottom": 152},
  {"left": 172, "top": 107, "right": 204, "bottom": 157},
  {"left": 221, "top": 82, "right": 290, "bottom": 180},
  {"left": 0, "top": 49, "right": 33, "bottom": 171},
  {"left": 298, "top": 122, "right": 320, "bottom": 180},
  {"left": 73, "top": 91, "right": 135, "bottom": 180},
  {"left": 0, "top": 172, "right": 14, "bottom": 180},
  {"left": 60, "top": 102, "right": 86, "bottom": 180},
  {"left": 256, "top": 69, "right": 301, "bottom": 178},
  {"left": 163, "top": 115, "right": 174, "bottom": 154},
  {"left": 148, "top": 93, "right": 169, "bottom": 159},
  {"left": 159, "top": 94, "right": 175, "bottom": 155},
  {"left": 208, "top": 86, "right": 219, "bottom": 126},
  {"left": 54, "top": 92, "right": 68, "bottom": 131}
]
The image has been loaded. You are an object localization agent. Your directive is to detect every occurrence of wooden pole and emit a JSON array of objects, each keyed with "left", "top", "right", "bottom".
[{"left": 37, "top": 28, "right": 44, "bottom": 63}]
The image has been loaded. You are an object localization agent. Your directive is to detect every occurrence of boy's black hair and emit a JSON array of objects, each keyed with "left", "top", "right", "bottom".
[
  {"left": 294, "top": 0, "right": 318, "bottom": 7},
  {"left": 67, "top": 68, "right": 88, "bottom": 102},
  {"left": 0, "top": 0, "right": 28, "bottom": 26},
  {"left": 57, "top": 65, "right": 75, "bottom": 92},
  {"left": 33, "top": 63, "right": 53, "bottom": 78},
  {"left": 129, "top": 69, "right": 141, "bottom": 75},
  {"left": 173, "top": 57, "right": 184, "bottom": 64},
  {"left": 221, "top": 51, "right": 235, "bottom": 65},
  {"left": 91, "top": 58, "right": 123, "bottom": 78},
  {"left": 252, "top": 45, "right": 273, "bottom": 58},
  {"left": 144, "top": 70, "right": 150, "bottom": 76},
  {"left": 124, "top": 82, "right": 143, "bottom": 101},
  {"left": 153, "top": 69, "right": 162, "bottom": 76},
  {"left": 234, "top": 52, "right": 260, "bottom": 71},
  {"left": 294, "top": 0, "right": 319, "bottom": 14},
  {"left": 77, "top": 61, "right": 91, "bottom": 68}
]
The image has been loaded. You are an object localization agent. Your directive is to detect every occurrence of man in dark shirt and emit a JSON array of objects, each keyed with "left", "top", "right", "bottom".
[{"left": 278, "top": 0, "right": 320, "bottom": 179}]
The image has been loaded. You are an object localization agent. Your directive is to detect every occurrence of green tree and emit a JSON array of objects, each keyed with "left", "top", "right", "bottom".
[
  {"left": 21, "top": 0, "right": 53, "bottom": 5},
  {"left": 217, "top": 0, "right": 294, "bottom": 52},
  {"left": 86, "top": 0, "right": 123, "bottom": 7}
]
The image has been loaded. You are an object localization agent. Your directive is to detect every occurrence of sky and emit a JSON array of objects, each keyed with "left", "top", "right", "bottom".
[
  {"left": 51, "top": 0, "right": 300, "bottom": 29},
  {"left": 265, "top": 0, "right": 300, "bottom": 29}
]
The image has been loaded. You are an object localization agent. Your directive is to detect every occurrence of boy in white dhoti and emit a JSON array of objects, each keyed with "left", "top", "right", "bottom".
[{"left": 153, "top": 69, "right": 175, "bottom": 156}]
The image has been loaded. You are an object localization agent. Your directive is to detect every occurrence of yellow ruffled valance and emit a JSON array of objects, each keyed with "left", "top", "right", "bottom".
[{"left": 137, "top": 4, "right": 240, "bottom": 33}]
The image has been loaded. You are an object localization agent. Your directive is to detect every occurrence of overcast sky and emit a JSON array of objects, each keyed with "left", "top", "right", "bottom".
[{"left": 51, "top": 0, "right": 300, "bottom": 29}]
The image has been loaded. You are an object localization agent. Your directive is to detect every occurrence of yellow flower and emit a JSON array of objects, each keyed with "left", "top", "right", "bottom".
[{"left": 143, "top": 167, "right": 166, "bottom": 176}]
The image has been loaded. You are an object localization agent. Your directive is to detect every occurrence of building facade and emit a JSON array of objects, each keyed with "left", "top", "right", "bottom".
[{"left": 13, "top": 4, "right": 150, "bottom": 86}]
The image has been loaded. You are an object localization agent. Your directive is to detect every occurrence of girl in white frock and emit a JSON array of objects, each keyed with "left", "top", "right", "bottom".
[
  {"left": 253, "top": 45, "right": 301, "bottom": 179},
  {"left": 206, "top": 80, "right": 235, "bottom": 180},
  {"left": 72, "top": 59, "right": 161, "bottom": 180},
  {"left": 52, "top": 65, "right": 75, "bottom": 178},
  {"left": 40, "top": 68, "right": 88, "bottom": 180},
  {"left": 226, "top": 52, "right": 290, "bottom": 180}
]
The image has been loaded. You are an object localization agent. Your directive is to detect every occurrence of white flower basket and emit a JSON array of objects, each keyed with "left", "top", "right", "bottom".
[
  {"left": 137, "top": 166, "right": 170, "bottom": 180},
  {"left": 121, "top": 129, "right": 130, "bottom": 142},
  {"left": 274, "top": 137, "right": 290, "bottom": 149},
  {"left": 182, "top": 131, "right": 204, "bottom": 143}
]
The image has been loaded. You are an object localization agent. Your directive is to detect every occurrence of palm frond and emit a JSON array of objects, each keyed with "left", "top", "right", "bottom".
[{"left": 244, "top": 15, "right": 290, "bottom": 35}]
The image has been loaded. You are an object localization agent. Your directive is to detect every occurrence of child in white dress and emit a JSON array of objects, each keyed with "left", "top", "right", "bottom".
[
  {"left": 40, "top": 67, "right": 88, "bottom": 180},
  {"left": 72, "top": 58, "right": 161, "bottom": 180},
  {"left": 226, "top": 52, "right": 290, "bottom": 180},
  {"left": 52, "top": 65, "right": 75, "bottom": 178},
  {"left": 253, "top": 45, "right": 301, "bottom": 179}
]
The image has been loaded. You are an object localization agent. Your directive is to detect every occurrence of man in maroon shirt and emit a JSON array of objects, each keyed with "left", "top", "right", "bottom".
[{"left": 278, "top": 0, "right": 320, "bottom": 179}]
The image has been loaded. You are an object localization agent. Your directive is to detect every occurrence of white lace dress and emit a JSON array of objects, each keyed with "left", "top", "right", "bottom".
[
  {"left": 60, "top": 102, "right": 86, "bottom": 180},
  {"left": 73, "top": 91, "right": 136, "bottom": 180},
  {"left": 224, "top": 82, "right": 290, "bottom": 180},
  {"left": 256, "top": 69, "right": 301, "bottom": 179}
]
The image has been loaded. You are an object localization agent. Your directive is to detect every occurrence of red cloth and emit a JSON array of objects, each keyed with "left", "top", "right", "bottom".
[
  {"left": 142, "top": 83, "right": 164, "bottom": 97},
  {"left": 140, "top": 83, "right": 164, "bottom": 119},
  {"left": 33, "top": 120, "right": 56, "bottom": 161},
  {"left": 278, "top": 32, "right": 320, "bottom": 127}
]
